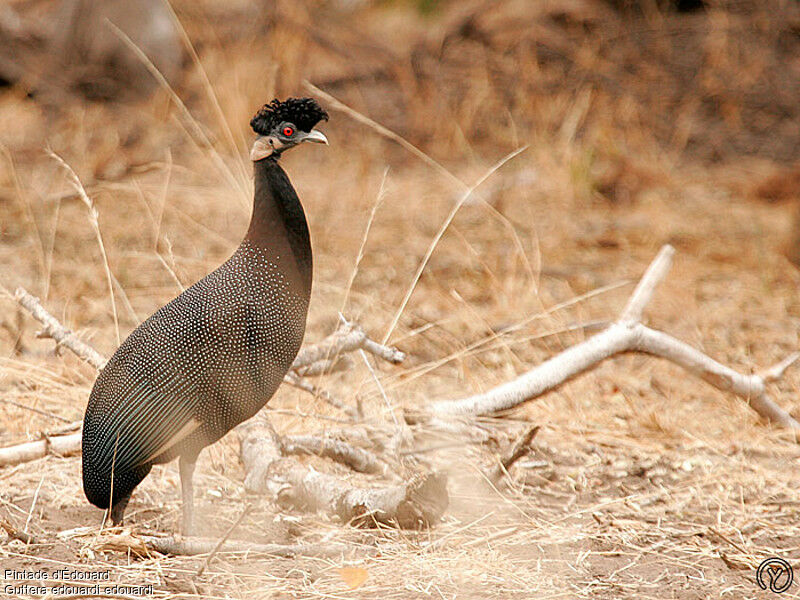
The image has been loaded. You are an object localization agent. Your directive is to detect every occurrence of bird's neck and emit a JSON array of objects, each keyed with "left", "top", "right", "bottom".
[{"left": 244, "top": 157, "right": 312, "bottom": 296}]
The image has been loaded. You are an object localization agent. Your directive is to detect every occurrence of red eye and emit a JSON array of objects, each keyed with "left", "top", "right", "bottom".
[{"left": 282, "top": 126, "right": 294, "bottom": 136}]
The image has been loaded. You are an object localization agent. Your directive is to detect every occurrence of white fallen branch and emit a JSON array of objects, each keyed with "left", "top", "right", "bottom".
[
  {"left": 428, "top": 245, "right": 800, "bottom": 438},
  {"left": 14, "top": 288, "right": 107, "bottom": 370},
  {"left": 238, "top": 421, "right": 386, "bottom": 474},
  {"left": 282, "top": 434, "right": 386, "bottom": 475},
  {"left": 97, "top": 532, "right": 349, "bottom": 558},
  {"left": 290, "top": 319, "right": 406, "bottom": 371},
  {"left": 240, "top": 425, "right": 447, "bottom": 529},
  {"left": 0, "top": 432, "right": 81, "bottom": 468}
]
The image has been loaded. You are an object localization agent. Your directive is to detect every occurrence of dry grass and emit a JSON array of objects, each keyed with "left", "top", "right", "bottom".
[{"left": 1, "top": 0, "right": 800, "bottom": 598}]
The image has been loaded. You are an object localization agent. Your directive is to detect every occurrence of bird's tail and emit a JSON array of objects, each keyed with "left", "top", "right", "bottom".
[{"left": 81, "top": 451, "right": 151, "bottom": 509}]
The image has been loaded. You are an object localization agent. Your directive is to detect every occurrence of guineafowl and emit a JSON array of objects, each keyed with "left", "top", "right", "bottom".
[{"left": 82, "top": 97, "right": 328, "bottom": 534}]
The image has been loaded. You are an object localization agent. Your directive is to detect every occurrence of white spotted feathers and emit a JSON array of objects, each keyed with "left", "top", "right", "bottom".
[{"left": 82, "top": 144, "right": 316, "bottom": 514}]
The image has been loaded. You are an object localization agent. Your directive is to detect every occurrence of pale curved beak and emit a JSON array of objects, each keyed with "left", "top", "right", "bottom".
[{"left": 303, "top": 129, "right": 328, "bottom": 145}]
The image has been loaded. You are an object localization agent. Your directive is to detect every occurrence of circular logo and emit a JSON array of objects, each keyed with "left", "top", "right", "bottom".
[{"left": 756, "top": 557, "right": 793, "bottom": 594}]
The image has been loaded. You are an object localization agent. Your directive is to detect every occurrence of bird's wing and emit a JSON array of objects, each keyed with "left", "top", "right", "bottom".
[
  {"left": 89, "top": 363, "right": 206, "bottom": 476},
  {"left": 88, "top": 280, "right": 238, "bottom": 476}
]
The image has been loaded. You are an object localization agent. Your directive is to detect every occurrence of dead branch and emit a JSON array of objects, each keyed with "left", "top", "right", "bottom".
[
  {"left": 488, "top": 425, "right": 541, "bottom": 485},
  {"left": 240, "top": 421, "right": 388, "bottom": 476},
  {"left": 1, "top": 518, "right": 37, "bottom": 544},
  {"left": 142, "top": 535, "right": 349, "bottom": 558},
  {"left": 240, "top": 425, "right": 447, "bottom": 529},
  {"left": 0, "top": 432, "right": 81, "bottom": 468},
  {"left": 428, "top": 245, "right": 800, "bottom": 437},
  {"left": 14, "top": 288, "right": 107, "bottom": 370},
  {"left": 290, "top": 355, "right": 354, "bottom": 377},
  {"left": 282, "top": 434, "right": 386, "bottom": 475},
  {"left": 95, "top": 531, "right": 347, "bottom": 558},
  {"left": 254, "top": 461, "right": 447, "bottom": 529},
  {"left": 290, "top": 319, "right": 405, "bottom": 372},
  {"left": 0, "top": 422, "right": 83, "bottom": 469},
  {"left": 240, "top": 424, "right": 283, "bottom": 487}
]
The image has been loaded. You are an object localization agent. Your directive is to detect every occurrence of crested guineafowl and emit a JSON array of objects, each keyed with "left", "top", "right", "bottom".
[{"left": 82, "top": 97, "right": 328, "bottom": 534}]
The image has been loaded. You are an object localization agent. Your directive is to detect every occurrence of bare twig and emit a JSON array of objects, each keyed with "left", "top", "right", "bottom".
[
  {"left": 282, "top": 434, "right": 386, "bottom": 475},
  {"left": 195, "top": 504, "right": 252, "bottom": 577},
  {"left": 289, "top": 355, "right": 354, "bottom": 377},
  {"left": 291, "top": 319, "right": 405, "bottom": 370},
  {"left": 618, "top": 245, "right": 675, "bottom": 324},
  {"left": 1, "top": 518, "right": 38, "bottom": 544},
  {"left": 488, "top": 425, "right": 541, "bottom": 484},
  {"left": 760, "top": 352, "right": 800, "bottom": 383},
  {"left": 240, "top": 423, "right": 387, "bottom": 475},
  {"left": 632, "top": 326, "right": 800, "bottom": 432},
  {"left": 283, "top": 318, "right": 405, "bottom": 419},
  {"left": 14, "top": 287, "right": 107, "bottom": 370}
]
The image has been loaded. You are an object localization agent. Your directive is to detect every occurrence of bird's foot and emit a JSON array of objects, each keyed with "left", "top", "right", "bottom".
[
  {"left": 180, "top": 503, "right": 194, "bottom": 536},
  {"left": 108, "top": 494, "right": 131, "bottom": 529}
]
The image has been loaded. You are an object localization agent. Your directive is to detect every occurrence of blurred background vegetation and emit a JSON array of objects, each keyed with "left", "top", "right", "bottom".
[{"left": 2, "top": 0, "right": 799, "bottom": 164}]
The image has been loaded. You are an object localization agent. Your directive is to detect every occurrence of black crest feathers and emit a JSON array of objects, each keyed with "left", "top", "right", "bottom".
[{"left": 250, "top": 97, "right": 328, "bottom": 135}]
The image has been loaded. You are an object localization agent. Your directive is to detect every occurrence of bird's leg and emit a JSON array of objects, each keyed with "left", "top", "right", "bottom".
[
  {"left": 179, "top": 455, "right": 196, "bottom": 536},
  {"left": 109, "top": 493, "right": 131, "bottom": 528}
]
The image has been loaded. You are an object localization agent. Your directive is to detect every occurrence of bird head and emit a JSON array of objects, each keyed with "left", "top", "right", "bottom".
[{"left": 249, "top": 97, "right": 329, "bottom": 161}]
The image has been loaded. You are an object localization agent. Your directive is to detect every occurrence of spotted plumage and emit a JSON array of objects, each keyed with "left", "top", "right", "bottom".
[{"left": 82, "top": 98, "right": 328, "bottom": 533}]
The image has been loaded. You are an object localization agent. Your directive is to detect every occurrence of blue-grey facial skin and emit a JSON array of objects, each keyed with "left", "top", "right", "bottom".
[
  {"left": 275, "top": 122, "right": 328, "bottom": 149},
  {"left": 250, "top": 123, "right": 328, "bottom": 161}
]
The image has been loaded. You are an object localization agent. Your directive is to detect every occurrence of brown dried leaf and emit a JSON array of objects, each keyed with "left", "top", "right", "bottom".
[{"left": 338, "top": 567, "right": 369, "bottom": 589}]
